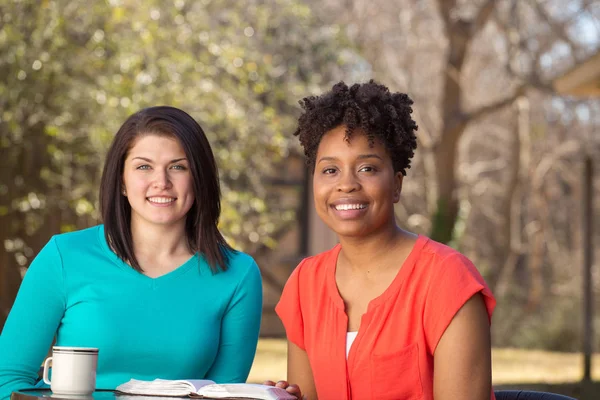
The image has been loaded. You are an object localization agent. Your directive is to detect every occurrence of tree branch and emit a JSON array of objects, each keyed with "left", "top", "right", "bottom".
[
  {"left": 491, "top": 10, "right": 556, "bottom": 94},
  {"left": 530, "top": 0, "right": 578, "bottom": 63},
  {"left": 435, "top": 0, "right": 457, "bottom": 29},
  {"left": 465, "top": 85, "right": 527, "bottom": 121},
  {"left": 471, "top": 0, "right": 496, "bottom": 35}
]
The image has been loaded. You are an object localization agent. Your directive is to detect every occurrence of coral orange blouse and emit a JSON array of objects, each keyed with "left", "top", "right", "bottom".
[{"left": 276, "top": 235, "right": 496, "bottom": 400}]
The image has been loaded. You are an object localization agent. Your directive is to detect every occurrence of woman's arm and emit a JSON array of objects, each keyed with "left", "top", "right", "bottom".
[
  {"left": 287, "top": 340, "right": 317, "bottom": 400},
  {"left": 0, "top": 238, "right": 66, "bottom": 400},
  {"left": 433, "top": 293, "right": 492, "bottom": 400},
  {"left": 204, "top": 258, "right": 263, "bottom": 383}
]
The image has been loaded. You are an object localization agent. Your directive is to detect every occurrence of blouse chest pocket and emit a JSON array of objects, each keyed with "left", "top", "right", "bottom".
[{"left": 369, "top": 343, "right": 423, "bottom": 400}]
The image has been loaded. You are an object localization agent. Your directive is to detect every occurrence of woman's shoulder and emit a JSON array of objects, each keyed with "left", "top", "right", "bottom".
[
  {"left": 29, "top": 226, "right": 105, "bottom": 273},
  {"left": 49, "top": 225, "right": 103, "bottom": 250},
  {"left": 413, "top": 236, "right": 490, "bottom": 295},
  {"left": 291, "top": 244, "right": 340, "bottom": 279},
  {"left": 226, "top": 249, "right": 257, "bottom": 268},
  {"left": 221, "top": 249, "right": 262, "bottom": 280},
  {"left": 417, "top": 235, "right": 473, "bottom": 266}
]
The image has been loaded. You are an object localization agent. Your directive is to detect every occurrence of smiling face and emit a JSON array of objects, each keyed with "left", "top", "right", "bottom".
[
  {"left": 122, "top": 134, "right": 195, "bottom": 231},
  {"left": 313, "top": 125, "right": 403, "bottom": 239}
]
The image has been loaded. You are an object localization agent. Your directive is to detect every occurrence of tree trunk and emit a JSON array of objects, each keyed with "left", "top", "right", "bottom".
[
  {"left": 428, "top": 0, "right": 499, "bottom": 243},
  {"left": 431, "top": 120, "right": 465, "bottom": 243},
  {"left": 494, "top": 97, "right": 529, "bottom": 293}
]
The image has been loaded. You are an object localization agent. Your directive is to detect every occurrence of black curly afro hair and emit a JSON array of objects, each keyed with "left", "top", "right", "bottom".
[{"left": 294, "top": 80, "right": 418, "bottom": 175}]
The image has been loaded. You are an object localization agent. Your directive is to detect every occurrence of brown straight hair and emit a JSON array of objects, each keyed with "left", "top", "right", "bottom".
[{"left": 99, "top": 106, "right": 234, "bottom": 273}]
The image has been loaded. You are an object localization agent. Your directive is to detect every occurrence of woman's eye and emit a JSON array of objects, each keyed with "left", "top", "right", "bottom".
[
  {"left": 322, "top": 168, "right": 337, "bottom": 174},
  {"left": 171, "top": 164, "right": 187, "bottom": 170},
  {"left": 136, "top": 165, "right": 151, "bottom": 170},
  {"left": 359, "top": 166, "right": 375, "bottom": 172}
]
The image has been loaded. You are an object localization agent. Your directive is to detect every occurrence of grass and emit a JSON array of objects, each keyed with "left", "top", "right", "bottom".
[
  {"left": 248, "top": 339, "right": 600, "bottom": 385},
  {"left": 248, "top": 339, "right": 288, "bottom": 383},
  {"left": 491, "top": 348, "right": 600, "bottom": 384}
]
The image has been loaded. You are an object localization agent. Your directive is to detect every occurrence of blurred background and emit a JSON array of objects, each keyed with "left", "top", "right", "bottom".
[{"left": 1, "top": 0, "right": 599, "bottom": 397}]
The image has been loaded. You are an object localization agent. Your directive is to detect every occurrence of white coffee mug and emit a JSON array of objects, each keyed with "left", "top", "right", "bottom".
[{"left": 42, "top": 346, "right": 99, "bottom": 395}]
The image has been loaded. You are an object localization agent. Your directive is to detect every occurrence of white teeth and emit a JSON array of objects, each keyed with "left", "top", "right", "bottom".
[
  {"left": 147, "top": 197, "right": 175, "bottom": 204},
  {"left": 335, "top": 204, "right": 367, "bottom": 211}
]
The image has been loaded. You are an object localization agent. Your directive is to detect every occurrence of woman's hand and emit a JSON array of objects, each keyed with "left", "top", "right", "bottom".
[
  {"left": 263, "top": 341, "right": 317, "bottom": 400},
  {"left": 263, "top": 380, "right": 304, "bottom": 399}
]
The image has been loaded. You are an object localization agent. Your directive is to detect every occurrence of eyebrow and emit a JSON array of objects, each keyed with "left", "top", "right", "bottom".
[
  {"left": 131, "top": 157, "right": 188, "bottom": 163},
  {"left": 317, "top": 154, "right": 384, "bottom": 164}
]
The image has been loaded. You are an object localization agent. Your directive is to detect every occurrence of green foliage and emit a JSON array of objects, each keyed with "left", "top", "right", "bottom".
[
  {"left": 0, "top": 1, "right": 110, "bottom": 264},
  {"left": 0, "top": 0, "right": 351, "bottom": 322},
  {"left": 430, "top": 198, "right": 453, "bottom": 244}
]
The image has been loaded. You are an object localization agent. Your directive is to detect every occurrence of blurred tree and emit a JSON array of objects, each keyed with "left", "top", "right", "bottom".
[
  {"left": 309, "top": 0, "right": 600, "bottom": 350},
  {"left": 0, "top": 0, "right": 110, "bottom": 328},
  {"left": 0, "top": 0, "right": 350, "bottom": 329},
  {"left": 311, "top": 0, "right": 598, "bottom": 243}
]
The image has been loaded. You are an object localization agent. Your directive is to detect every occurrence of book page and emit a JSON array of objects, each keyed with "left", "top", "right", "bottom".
[
  {"left": 197, "top": 383, "right": 296, "bottom": 400},
  {"left": 116, "top": 378, "right": 216, "bottom": 396},
  {"left": 185, "top": 380, "right": 216, "bottom": 393}
]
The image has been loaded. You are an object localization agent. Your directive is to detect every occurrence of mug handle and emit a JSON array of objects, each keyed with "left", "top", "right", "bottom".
[{"left": 42, "top": 357, "right": 52, "bottom": 385}]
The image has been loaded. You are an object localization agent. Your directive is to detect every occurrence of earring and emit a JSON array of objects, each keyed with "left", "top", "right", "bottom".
[{"left": 122, "top": 188, "right": 127, "bottom": 196}]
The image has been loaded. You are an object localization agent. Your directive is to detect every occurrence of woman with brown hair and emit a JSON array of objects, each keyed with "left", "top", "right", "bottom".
[{"left": 0, "top": 106, "right": 262, "bottom": 399}]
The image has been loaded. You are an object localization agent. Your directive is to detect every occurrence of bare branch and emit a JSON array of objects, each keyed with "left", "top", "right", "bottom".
[
  {"left": 461, "top": 157, "right": 508, "bottom": 183},
  {"left": 465, "top": 85, "right": 527, "bottom": 121},
  {"left": 492, "top": 3, "right": 572, "bottom": 94},
  {"left": 435, "top": 0, "right": 457, "bottom": 29},
  {"left": 472, "top": 0, "right": 496, "bottom": 35},
  {"left": 530, "top": 0, "right": 578, "bottom": 63},
  {"left": 525, "top": 70, "right": 555, "bottom": 93},
  {"left": 532, "top": 140, "right": 581, "bottom": 190}
]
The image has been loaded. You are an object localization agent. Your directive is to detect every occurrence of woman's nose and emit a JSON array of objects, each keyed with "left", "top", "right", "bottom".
[
  {"left": 153, "top": 170, "right": 172, "bottom": 189},
  {"left": 337, "top": 171, "right": 360, "bottom": 193}
]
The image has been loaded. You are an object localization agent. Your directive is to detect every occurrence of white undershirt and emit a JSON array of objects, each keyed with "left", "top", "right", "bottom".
[{"left": 346, "top": 331, "right": 358, "bottom": 359}]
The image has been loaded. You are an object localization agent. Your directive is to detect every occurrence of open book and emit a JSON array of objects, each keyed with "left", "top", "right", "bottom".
[{"left": 115, "top": 379, "right": 297, "bottom": 400}]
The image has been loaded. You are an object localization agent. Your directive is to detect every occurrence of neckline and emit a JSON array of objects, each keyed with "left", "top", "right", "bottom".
[
  {"left": 326, "top": 234, "right": 428, "bottom": 311},
  {"left": 96, "top": 225, "right": 200, "bottom": 282}
]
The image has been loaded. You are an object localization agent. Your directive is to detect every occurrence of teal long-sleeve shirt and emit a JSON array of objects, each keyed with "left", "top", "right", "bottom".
[{"left": 0, "top": 225, "right": 263, "bottom": 400}]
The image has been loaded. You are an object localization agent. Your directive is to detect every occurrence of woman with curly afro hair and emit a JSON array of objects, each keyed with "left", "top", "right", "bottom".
[{"left": 269, "top": 81, "right": 496, "bottom": 400}]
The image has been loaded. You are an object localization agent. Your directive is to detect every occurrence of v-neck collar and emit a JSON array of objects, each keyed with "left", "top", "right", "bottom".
[
  {"left": 96, "top": 225, "right": 201, "bottom": 283},
  {"left": 326, "top": 234, "right": 428, "bottom": 312}
]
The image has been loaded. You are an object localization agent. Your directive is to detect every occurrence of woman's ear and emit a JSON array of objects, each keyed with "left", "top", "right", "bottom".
[{"left": 393, "top": 173, "right": 403, "bottom": 203}]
